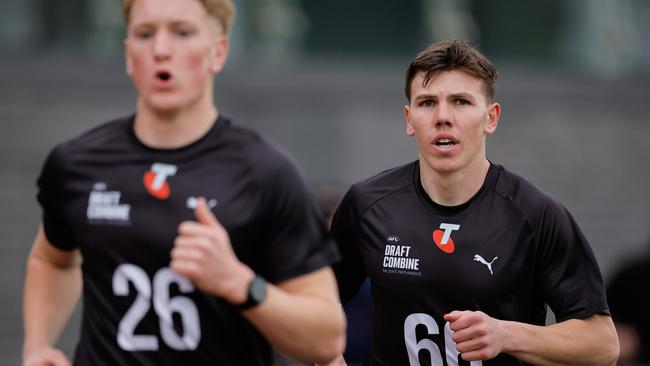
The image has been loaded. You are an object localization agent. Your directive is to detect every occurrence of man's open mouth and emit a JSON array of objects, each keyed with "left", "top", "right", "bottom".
[
  {"left": 156, "top": 71, "right": 171, "bottom": 81},
  {"left": 435, "top": 138, "right": 456, "bottom": 146}
]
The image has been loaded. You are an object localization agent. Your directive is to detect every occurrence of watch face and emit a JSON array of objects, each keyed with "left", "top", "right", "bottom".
[
  {"left": 250, "top": 276, "right": 267, "bottom": 303},
  {"left": 236, "top": 275, "right": 267, "bottom": 310}
]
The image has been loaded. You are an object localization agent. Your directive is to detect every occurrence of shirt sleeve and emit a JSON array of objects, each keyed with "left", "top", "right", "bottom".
[
  {"left": 36, "top": 146, "right": 78, "bottom": 251},
  {"left": 330, "top": 186, "right": 368, "bottom": 303},
  {"left": 535, "top": 200, "right": 610, "bottom": 322},
  {"left": 257, "top": 156, "right": 339, "bottom": 283}
]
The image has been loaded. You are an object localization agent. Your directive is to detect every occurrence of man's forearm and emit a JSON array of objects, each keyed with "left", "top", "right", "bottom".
[
  {"left": 23, "top": 256, "right": 82, "bottom": 357},
  {"left": 242, "top": 270, "right": 346, "bottom": 365},
  {"left": 504, "top": 315, "right": 619, "bottom": 366}
]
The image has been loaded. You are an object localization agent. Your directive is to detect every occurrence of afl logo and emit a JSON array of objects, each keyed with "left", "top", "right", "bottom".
[
  {"left": 386, "top": 235, "right": 400, "bottom": 243},
  {"left": 143, "top": 163, "right": 177, "bottom": 200}
]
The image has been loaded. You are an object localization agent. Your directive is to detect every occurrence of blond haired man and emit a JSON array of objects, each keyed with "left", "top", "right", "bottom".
[{"left": 22, "top": 1, "right": 345, "bottom": 365}]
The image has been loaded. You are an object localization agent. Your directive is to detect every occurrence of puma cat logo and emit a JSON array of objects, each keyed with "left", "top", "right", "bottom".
[{"left": 473, "top": 254, "right": 498, "bottom": 275}]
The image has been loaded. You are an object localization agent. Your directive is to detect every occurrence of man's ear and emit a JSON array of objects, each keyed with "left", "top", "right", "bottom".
[
  {"left": 210, "top": 35, "right": 229, "bottom": 74},
  {"left": 485, "top": 102, "right": 500, "bottom": 135},
  {"left": 124, "top": 39, "right": 133, "bottom": 76},
  {"left": 405, "top": 104, "right": 415, "bottom": 136}
]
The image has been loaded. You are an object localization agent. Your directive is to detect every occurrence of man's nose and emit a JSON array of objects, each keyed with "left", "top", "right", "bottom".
[
  {"left": 153, "top": 31, "right": 172, "bottom": 59},
  {"left": 435, "top": 101, "right": 452, "bottom": 127}
]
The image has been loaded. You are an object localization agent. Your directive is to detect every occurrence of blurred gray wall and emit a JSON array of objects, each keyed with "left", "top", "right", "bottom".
[{"left": 2, "top": 1, "right": 649, "bottom": 364}]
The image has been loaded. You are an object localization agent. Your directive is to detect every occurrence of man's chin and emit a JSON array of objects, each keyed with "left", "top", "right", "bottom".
[
  {"left": 144, "top": 98, "right": 184, "bottom": 115},
  {"left": 420, "top": 157, "right": 460, "bottom": 174}
]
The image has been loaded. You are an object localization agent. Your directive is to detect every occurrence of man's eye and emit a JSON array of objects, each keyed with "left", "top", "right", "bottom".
[
  {"left": 176, "top": 29, "right": 194, "bottom": 37},
  {"left": 454, "top": 99, "right": 469, "bottom": 106},
  {"left": 421, "top": 100, "right": 435, "bottom": 107},
  {"left": 135, "top": 30, "right": 153, "bottom": 39}
]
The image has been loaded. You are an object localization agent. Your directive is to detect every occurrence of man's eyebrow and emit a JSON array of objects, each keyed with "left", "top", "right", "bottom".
[
  {"left": 131, "top": 19, "right": 195, "bottom": 28},
  {"left": 413, "top": 94, "right": 437, "bottom": 101},
  {"left": 449, "top": 92, "right": 475, "bottom": 100},
  {"left": 169, "top": 20, "right": 197, "bottom": 27}
]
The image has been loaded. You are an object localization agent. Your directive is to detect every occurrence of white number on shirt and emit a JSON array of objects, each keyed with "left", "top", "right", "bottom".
[
  {"left": 113, "top": 264, "right": 201, "bottom": 351},
  {"left": 404, "top": 313, "right": 482, "bottom": 366}
]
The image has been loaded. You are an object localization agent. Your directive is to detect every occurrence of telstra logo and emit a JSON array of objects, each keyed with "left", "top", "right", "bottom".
[
  {"left": 143, "top": 163, "right": 177, "bottom": 200},
  {"left": 432, "top": 223, "right": 460, "bottom": 254}
]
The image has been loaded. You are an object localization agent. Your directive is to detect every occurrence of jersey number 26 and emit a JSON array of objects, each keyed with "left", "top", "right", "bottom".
[{"left": 113, "top": 264, "right": 201, "bottom": 351}]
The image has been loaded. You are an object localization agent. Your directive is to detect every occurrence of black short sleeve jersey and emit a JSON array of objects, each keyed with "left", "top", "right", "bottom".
[
  {"left": 331, "top": 161, "right": 609, "bottom": 366},
  {"left": 36, "top": 115, "right": 339, "bottom": 366}
]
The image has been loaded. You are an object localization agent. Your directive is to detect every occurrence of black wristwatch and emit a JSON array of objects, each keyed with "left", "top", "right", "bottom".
[{"left": 235, "top": 275, "right": 267, "bottom": 310}]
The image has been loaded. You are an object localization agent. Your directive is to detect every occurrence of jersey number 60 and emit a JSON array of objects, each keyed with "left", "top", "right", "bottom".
[
  {"left": 405, "top": 313, "right": 482, "bottom": 366},
  {"left": 113, "top": 264, "right": 201, "bottom": 351}
]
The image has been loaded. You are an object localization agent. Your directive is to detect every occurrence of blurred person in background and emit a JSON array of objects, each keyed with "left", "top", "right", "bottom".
[
  {"left": 607, "top": 240, "right": 650, "bottom": 364},
  {"left": 21, "top": 0, "right": 345, "bottom": 365},
  {"left": 329, "top": 40, "right": 618, "bottom": 365}
]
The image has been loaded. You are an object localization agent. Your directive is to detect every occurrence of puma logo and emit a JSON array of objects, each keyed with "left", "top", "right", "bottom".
[
  {"left": 473, "top": 254, "right": 498, "bottom": 275},
  {"left": 186, "top": 196, "right": 218, "bottom": 210}
]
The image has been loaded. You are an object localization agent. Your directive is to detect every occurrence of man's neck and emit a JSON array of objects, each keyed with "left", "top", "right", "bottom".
[
  {"left": 133, "top": 100, "right": 218, "bottom": 149},
  {"left": 419, "top": 157, "right": 491, "bottom": 207}
]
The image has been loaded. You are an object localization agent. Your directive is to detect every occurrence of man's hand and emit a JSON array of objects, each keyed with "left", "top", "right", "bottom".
[
  {"left": 22, "top": 347, "right": 71, "bottom": 366},
  {"left": 444, "top": 310, "right": 510, "bottom": 361},
  {"left": 171, "top": 197, "right": 254, "bottom": 304}
]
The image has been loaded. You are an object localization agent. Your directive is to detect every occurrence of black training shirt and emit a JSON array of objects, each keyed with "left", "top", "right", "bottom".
[
  {"left": 332, "top": 161, "right": 609, "bottom": 365},
  {"left": 37, "top": 115, "right": 338, "bottom": 365}
]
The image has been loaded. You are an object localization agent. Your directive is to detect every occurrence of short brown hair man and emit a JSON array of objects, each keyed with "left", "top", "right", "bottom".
[{"left": 330, "top": 40, "right": 619, "bottom": 364}]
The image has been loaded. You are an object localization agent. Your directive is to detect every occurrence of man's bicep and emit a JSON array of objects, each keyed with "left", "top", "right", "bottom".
[
  {"left": 580, "top": 314, "right": 616, "bottom": 331},
  {"left": 276, "top": 266, "right": 340, "bottom": 303},
  {"left": 30, "top": 224, "right": 81, "bottom": 269},
  {"left": 553, "top": 313, "right": 617, "bottom": 339}
]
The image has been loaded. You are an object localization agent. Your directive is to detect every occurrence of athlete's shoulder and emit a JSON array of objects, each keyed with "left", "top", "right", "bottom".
[
  {"left": 44, "top": 116, "right": 132, "bottom": 171},
  {"left": 491, "top": 163, "right": 567, "bottom": 222},
  {"left": 218, "top": 116, "right": 302, "bottom": 180},
  {"left": 215, "top": 116, "right": 262, "bottom": 145},
  {"left": 347, "top": 161, "right": 417, "bottom": 211},
  {"left": 61, "top": 115, "right": 130, "bottom": 149},
  {"left": 493, "top": 164, "right": 554, "bottom": 203}
]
